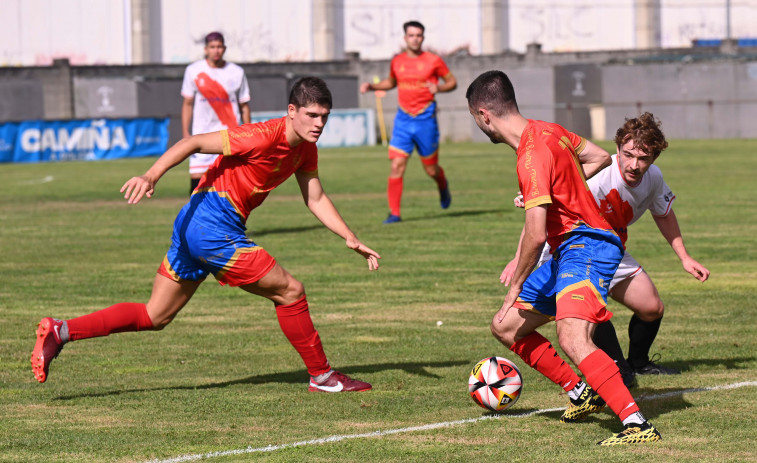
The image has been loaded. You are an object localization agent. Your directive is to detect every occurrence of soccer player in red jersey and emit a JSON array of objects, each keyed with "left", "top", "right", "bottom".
[
  {"left": 182, "top": 32, "right": 251, "bottom": 194},
  {"left": 503, "top": 113, "right": 710, "bottom": 384},
  {"left": 466, "top": 70, "right": 660, "bottom": 445},
  {"left": 31, "top": 77, "right": 378, "bottom": 393},
  {"left": 361, "top": 20, "right": 457, "bottom": 223}
]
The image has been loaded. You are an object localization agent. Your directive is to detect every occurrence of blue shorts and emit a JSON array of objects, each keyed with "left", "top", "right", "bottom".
[
  {"left": 514, "top": 226, "right": 623, "bottom": 323},
  {"left": 389, "top": 103, "right": 440, "bottom": 161},
  {"left": 158, "top": 192, "right": 276, "bottom": 286}
]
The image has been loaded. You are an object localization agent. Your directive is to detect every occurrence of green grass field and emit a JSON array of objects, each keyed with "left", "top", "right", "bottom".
[{"left": 1, "top": 140, "right": 756, "bottom": 462}]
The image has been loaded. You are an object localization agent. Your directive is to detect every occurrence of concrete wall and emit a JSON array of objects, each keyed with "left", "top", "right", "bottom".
[{"left": 2, "top": 46, "right": 756, "bottom": 144}]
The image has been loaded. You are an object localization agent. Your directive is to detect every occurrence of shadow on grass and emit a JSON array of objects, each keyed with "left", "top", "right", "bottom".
[
  {"left": 398, "top": 208, "right": 504, "bottom": 223},
  {"left": 661, "top": 355, "right": 756, "bottom": 373},
  {"left": 248, "top": 224, "right": 323, "bottom": 238},
  {"left": 54, "top": 359, "right": 471, "bottom": 401}
]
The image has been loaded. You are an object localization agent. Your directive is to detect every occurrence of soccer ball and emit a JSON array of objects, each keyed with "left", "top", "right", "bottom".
[{"left": 468, "top": 356, "right": 522, "bottom": 412}]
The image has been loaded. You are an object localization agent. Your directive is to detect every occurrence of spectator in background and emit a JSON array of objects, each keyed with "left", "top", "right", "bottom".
[{"left": 182, "top": 31, "right": 251, "bottom": 194}]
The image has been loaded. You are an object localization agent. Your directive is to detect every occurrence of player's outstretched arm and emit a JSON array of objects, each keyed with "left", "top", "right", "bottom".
[
  {"left": 501, "top": 225, "right": 525, "bottom": 285},
  {"left": 577, "top": 140, "right": 611, "bottom": 179},
  {"left": 360, "top": 77, "right": 397, "bottom": 94},
  {"left": 496, "top": 206, "right": 548, "bottom": 323},
  {"left": 120, "top": 132, "right": 223, "bottom": 204},
  {"left": 295, "top": 171, "right": 381, "bottom": 271},
  {"left": 429, "top": 72, "right": 457, "bottom": 94},
  {"left": 653, "top": 210, "right": 710, "bottom": 282}
]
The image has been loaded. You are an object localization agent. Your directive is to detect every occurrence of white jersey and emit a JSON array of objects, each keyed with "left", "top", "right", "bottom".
[
  {"left": 181, "top": 59, "right": 250, "bottom": 174},
  {"left": 537, "top": 155, "right": 675, "bottom": 288},
  {"left": 591, "top": 154, "right": 675, "bottom": 246},
  {"left": 181, "top": 59, "right": 250, "bottom": 135}
]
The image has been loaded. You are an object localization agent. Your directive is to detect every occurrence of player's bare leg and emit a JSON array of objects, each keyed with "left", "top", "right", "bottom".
[
  {"left": 557, "top": 317, "right": 660, "bottom": 444},
  {"left": 32, "top": 274, "right": 200, "bottom": 383},
  {"left": 422, "top": 160, "right": 451, "bottom": 209},
  {"left": 145, "top": 275, "right": 203, "bottom": 329},
  {"left": 241, "top": 263, "right": 371, "bottom": 392},
  {"left": 610, "top": 273, "right": 678, "bottom": 375}
]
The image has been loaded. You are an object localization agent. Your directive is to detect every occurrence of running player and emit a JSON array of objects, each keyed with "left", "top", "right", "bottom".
[
  {"left": 360, "top": 20, "right": 457, "bottom": 223},
  {"left": 31, "top": 77, "right": 378, "bottom": 393},
  {"left": 182, "top": 31, "right": 251, "bottom": 194},
  {"left": 466, "top": 70, "right": 660, "bottom": 445},
  {"left": 502, "top": 113, "right": 710, "bottom": 383}
]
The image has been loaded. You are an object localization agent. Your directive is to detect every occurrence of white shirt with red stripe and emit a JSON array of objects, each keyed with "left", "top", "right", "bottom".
[
  {"left": 592, "top": 154, "right": 675, "bottom": 245},
  {"left": 538, "top": 154, "right": 675, "bottom": 288},
  {"left": 181, "top": 59, "right": 250, "bottom": 174}
]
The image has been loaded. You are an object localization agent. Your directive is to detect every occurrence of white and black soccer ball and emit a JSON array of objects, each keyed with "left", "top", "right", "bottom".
[{"left": 468, "top": 356, "right": 522, "bottom": 412}]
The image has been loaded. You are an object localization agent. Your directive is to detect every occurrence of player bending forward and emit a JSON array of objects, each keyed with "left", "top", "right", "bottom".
[
  {"left": 32, "top": 77, "right": 378, "bottom": 392},
  {"left": 503, "top": 113, "right": 710, "bottom": 385},
  {"left": 467, "top": 70, "right": 660, "bottom": 445}
]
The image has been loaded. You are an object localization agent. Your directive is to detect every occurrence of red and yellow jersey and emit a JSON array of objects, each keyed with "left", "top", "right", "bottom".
[
  {"left": 197, "top": 117, "right": 318, "bottom": 220},
  {"left": 517, "top": 120, "right": 613, "bottom": 249},
  {"left": 390, "top": 51, "right": 451, "bottom": 116}
]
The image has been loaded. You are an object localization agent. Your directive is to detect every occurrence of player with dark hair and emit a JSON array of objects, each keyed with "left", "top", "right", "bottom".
[
  {"left": 466, "top": 70, "right": 660, "bottom": 445},
  {"left": 361, "top": 20, "right": 457, "bottom": 223},
  {"left": 182, "top": 31, "right": 251, "bottom": 194},
  {"left": 503, "top": 112, "right": 710, "bottom": 383},
  {"left": 32, "top": 77, "right": 378, "bottom": 393}
]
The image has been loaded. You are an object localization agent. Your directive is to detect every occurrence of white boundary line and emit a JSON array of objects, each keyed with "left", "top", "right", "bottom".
[{"left": 144, "top": 381, "right": 757, "bottom": 463}]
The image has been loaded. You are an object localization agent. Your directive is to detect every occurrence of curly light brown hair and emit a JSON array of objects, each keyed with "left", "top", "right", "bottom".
[{"left": 614, "top": 112, "right": 669, "bottom": 158}]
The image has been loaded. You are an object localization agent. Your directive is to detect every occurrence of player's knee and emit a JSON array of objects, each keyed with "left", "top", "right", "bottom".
[
  {"left": 636, "top": 298, "right": 664, "bottom": 322},
  {"left": 148, "top": 314, "right": 173, "bottom": 331},
  {"left": 284, "top": 278, "right": 306, "bottom": 302},
  {"left": 490, "top": 319, "right": 516, "bottom": 346}
]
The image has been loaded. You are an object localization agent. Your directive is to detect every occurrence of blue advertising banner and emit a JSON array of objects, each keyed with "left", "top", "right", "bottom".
[{"left": 0, "top": 118, "right": 170, "bottom": 163}]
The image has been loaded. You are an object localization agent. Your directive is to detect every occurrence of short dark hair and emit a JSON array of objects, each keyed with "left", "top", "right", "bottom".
[
  {"left": 403, "top": 21, "right": 425, "bottom": 33},
  {"left": 614, "top": 112, "right": 668, "bottom": 158},
  {"left": 289, "top": 77, "right": 332, "bottom": 109},
  {"left": 204, "top": 32, "right": 225, "bottom": 45},
  {"left": 465, "top": 70, "right": 519, "bottom": 117}
]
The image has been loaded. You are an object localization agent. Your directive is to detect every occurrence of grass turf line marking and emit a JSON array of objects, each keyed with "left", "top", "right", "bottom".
[{"left": 144, "top": 380, "right": 757, "bottom": 463}]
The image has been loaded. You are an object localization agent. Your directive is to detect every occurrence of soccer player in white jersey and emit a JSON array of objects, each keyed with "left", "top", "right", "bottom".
[
  {"left": 181, "top": 32, "right": 251, "bottom": 193},
  {"left": 503, "top": 112, "right": 710, "bottom": 384}
]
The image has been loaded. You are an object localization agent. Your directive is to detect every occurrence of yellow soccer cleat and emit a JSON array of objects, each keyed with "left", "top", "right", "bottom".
[
  {"left": 598, "top": 421, "right": 662, "bottom": 446},
  {"left": 560, "top": 384, "right": 606, "bottom": 423}
]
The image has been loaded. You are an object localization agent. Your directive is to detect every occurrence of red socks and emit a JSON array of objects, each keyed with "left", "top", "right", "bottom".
[
  {"left": 387, "top": 176, "right": 403, "bottom": 217},
  {"left": 433, "top": 166, "right": 448, "bottom": 190},
  {"left": 510, "top": 332, "right": 581, "bottom": 392},
  {"left": 275, "top": 296, "right": 331, "bottom": 376},
  {"left": 578, "top": 349, "right": 640, "bottom": 421},
  {"left": 67, "top": 302, "right": 153, "bottom": 341}
]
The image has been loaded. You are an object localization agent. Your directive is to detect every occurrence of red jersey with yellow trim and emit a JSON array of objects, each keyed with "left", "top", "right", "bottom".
[
  {"left": 390, "top": 51, "right": 451, "bottom": 116},
  {"left": 197, "top": 117, "right": 318, "bottom": 221},
  {"left": 517, "top": 120, "right": 613, "bottom": 250}
]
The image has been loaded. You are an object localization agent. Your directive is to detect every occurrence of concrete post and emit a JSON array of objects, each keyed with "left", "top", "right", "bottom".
[
  {"left": 131, "top": 0, "right": 162, "bottom": 64},
  {"left": 635, "top": 0, "right": 661, "bottom": 49},
  {"left": 481, "top": 0, "right": 509, "bottom": 54},
  {"left": 312, "top": 0, "right": 345, "bottom": 61}
]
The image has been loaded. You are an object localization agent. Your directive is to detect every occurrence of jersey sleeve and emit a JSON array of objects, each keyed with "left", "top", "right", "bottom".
[
  {"left": 180, "top": 64, "right": 196, "bottom": 99},
  {"left": 648, "top": 167, "right": 676, "bottom": 217},
  {"left": 238, "top": 70, "right": 251, "bottom": 104},
  {"left": 566, "top": 131, "right": 587, "bottom": 155},
  {"left": 518, "top": 142, "right": 553, "bottom": 210},
  {"left": 435, "top": 56, "right": 452, "bottom": 79},
  {"left": 297, "top": 145, "right": 319, "bottom": 177},
  {"left": 221, "top": 123, "right": 273, "bottom": 157},
  {"left": 389, "top": 56, "right": 399, "bottom": 82}
]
